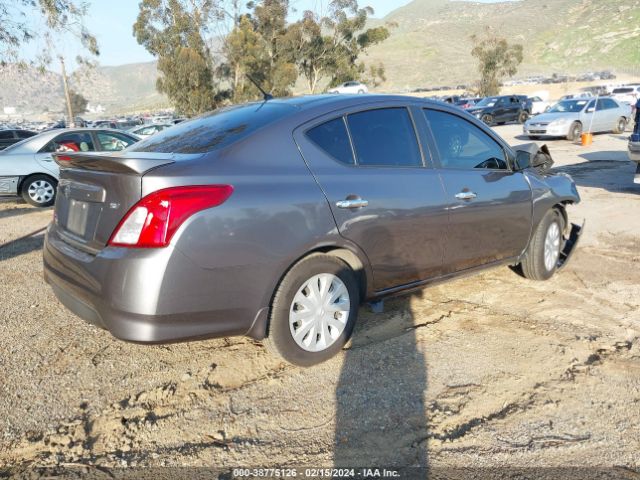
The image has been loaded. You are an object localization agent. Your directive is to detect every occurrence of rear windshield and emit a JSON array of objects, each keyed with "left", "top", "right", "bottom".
[
  {"left": 613, "top": 88, "right": 633, "bottom": 94},
  {"left": 128, "top": 102, "right": 295, "bottom": 154}
]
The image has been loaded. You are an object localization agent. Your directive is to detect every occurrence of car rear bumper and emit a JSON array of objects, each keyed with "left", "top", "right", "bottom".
[{"left": 43, "top": 225, "right": 265, "bottom": 343}]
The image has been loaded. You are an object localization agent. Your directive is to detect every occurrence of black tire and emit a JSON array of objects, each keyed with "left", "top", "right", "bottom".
[
  {"left": 518, "top": 111, "right": 529, "bottom": 124},
  {"left": 613, "top": 117, "right": 627, "bottom": 134},
  {"left": 567, "top": 121, "right": 582, "bottom": 141},
  {"left": 265, "top": 253, "right": 360, "bottom": 367},
  {"left": 357, "top": 89, "right": 365, "bottom": 94},
  {"left": 481, "top": 114, "right": 493, "bottom": 126},
  {"left": 20, "top": 174, "right": 57, "bottom": 207},
  {"left": 519, "top": 209, "right": 564, "bottom": 281}
]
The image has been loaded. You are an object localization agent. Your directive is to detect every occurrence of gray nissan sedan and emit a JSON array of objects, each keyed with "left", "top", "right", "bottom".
[{"left": 44, "top": 95, "right": 582, "bottom": 366}]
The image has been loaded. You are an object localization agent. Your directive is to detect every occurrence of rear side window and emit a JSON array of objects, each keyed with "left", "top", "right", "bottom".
[
  {"left": 41, "top": 132, "right": 95, "bottom": 153},
  {"left": 306, "top": 118, "right": 354, "bottom": 165},
  {"left": 0, "top": 131, "right": 12, "bottom": 139},
  {"left": 128, "top": 103, "right": 295, "bottom": 154},
  {"left": 346, "top": 108, "right": 422, "bottom": 167}
]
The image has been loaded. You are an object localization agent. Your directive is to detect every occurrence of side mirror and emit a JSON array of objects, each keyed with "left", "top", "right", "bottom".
[{"left": 515, "top": 150, "right": 531, "bottom": 171}]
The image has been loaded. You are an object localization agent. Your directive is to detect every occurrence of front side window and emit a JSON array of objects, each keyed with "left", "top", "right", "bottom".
[
  {"left": 306, "top": 117, "right": 354, "bottom": 165},
  {"left": 346, "top": 108, "right": 422, "bottom": 167},
  {"left": 423, "top": 109, "right": 508, "bottom": 170},
  {"left": 42, "top": 132, "right": 95, "bottom": 153},
  {"left": 97, "top": 132, "right": 137, "bottom": 151}
]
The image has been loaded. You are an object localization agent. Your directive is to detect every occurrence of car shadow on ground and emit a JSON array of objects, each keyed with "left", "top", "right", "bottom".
[
  {"left": 0, "top": 233, "right": 44, "bottom": 261},
  {"left": 334, "top": 295, "right": 429, "bottom": 472},
  {"left": 552, "top": 152, "right": 638, "bottom": 194},
  {"left": 334, "top": 226, "right": 429, "bottom": 472}
]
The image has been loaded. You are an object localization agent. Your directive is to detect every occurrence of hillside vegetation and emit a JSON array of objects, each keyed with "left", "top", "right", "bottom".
[
  {"left": 365, "top": 0, "right": 640, "bottom": 90},
  {"left": 1, "top": 0, "right": 639, "bottom": 115}
]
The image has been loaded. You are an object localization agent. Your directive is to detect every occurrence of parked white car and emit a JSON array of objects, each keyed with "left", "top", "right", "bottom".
[
  {"left": 327, "top": 81, "right": 369, "bottom": 94},
  {"left": 611, "top": 86, "right": 640, "bottom": 105},
  {"left": 528, "top": 96, "right": 550, "bottom": 115}
]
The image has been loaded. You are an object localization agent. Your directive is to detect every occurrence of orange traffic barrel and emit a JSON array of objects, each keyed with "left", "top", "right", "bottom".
[{"left": 581, "top": 133, "right": 593, "bottom": 146}]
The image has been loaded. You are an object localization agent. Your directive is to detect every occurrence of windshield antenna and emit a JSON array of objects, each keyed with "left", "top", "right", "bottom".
[{"left": 246, "top": 74, "right": 274, "bottom": 101}]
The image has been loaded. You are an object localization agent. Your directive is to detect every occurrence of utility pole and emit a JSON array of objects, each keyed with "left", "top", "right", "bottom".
[{"left": 59, "top": 56, "right": 74, "bottom": 127}]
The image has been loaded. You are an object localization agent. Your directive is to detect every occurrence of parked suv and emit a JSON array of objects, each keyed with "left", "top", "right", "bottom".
[
  {"left": 44, "top": 95, "right": 581, "bottom": 367},
  {"left": 466, "top": 95, "right": 530, "bottom": 126}
]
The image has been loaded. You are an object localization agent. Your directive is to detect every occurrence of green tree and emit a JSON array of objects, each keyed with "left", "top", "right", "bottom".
[
  {"left": 134, "top": 0, "right": 219, "bottom": 116},
  {"left": 285, "top": 0, "right": 391, "bottom": 93},
  {"left": 222, "top": 0, "right": 297, "bottom": 102},
  {"left": 69, "top": 90, "right": 88, "bottom": 116},
  {"left": 0, "top": 0, "right": 98, "bottom": 65},
  {"left": 471, "top": 28, "right": 523, "bottom": 97}
]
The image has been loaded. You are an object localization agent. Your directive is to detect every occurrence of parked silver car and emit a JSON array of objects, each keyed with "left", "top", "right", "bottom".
[
  {"left": 0, "top": 128, "right": 138, "bottom": 206},
  {"left": 44, "top": 95, "right": 582, "bottom": 366},
  {"left": 523, "top": 98, "right": 631, "bottom": 141}
]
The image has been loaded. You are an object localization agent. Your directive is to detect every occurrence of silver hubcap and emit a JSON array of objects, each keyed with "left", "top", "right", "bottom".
[
  {"left": 28, "top": 180, "right": 54, "bottom": 204},
  {"left": 544, "top": 222, "right": 561, "bottom": 271},
  {"left": 289, "top": 273, "right": 350, "bottom": 352}
]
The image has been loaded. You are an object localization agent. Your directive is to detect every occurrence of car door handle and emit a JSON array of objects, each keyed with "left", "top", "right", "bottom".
[
  {"left": 336, "top": 198, "right": 369, "bottom": 209},
  {"left": 455, "top": 191, "right": 477, "bottom": 201}
]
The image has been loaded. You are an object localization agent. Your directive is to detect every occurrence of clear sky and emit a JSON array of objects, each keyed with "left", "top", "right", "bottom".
[{"left": 22, "top": 0, "right": 512, "bottom": 71}]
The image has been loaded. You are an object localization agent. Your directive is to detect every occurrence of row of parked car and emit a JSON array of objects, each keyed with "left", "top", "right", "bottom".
[{"left": 434, "top": 89, "right": 636, "bottom": 141}]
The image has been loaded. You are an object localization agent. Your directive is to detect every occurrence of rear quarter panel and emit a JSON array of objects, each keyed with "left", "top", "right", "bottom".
[{"left": 139, "top": 125, "right": 348, "bottom": 319}]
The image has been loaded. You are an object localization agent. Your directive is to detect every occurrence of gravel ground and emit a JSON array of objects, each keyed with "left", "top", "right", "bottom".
[{"left": 0, "top": 126, "right": 638, "bottom": 474}]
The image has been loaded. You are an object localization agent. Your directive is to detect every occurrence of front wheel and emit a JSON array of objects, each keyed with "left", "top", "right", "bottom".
[
  {"left": 21, "top": 175, "right": 57, "bottom": 207},
  {"left": 519, "top": 209, "right": 564, "bottom": 281},
  {"left": 481, "top": 114, "right": 493, "bottom": 126},
  {"left": 265, "top": 254, "right": 360, "bottom": 367},
  {"left": 567, "top": 121, "right": 583, "bottom": 141}
]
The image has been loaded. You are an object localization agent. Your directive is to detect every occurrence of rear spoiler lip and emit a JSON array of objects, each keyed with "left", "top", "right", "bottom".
[{"left": 52, "top": 152, "right": 200, "bottom": 175}]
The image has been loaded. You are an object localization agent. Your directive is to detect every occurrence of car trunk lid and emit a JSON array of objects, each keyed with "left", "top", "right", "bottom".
[{"left": 52, "top": 152, "right": 191, "bottom": 254}]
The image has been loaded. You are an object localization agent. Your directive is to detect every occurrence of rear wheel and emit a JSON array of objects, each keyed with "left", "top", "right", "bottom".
[
  {"left": 265, "top": 254, "right": 360, "bottom": 367},
  {"left": 519, "top": 209, "right": 564, "bottom": 281},
  {"left": 518, "top": 111, "right": 529, "bottom": 124},
  {"left": 21, "top": 175, "right": 57, "bottom": 207},
  {"left": 481, "top": 114, "right": 493, "bottom": 126},
  {"left": 613, "top": 117, "right": 627, "bottom": 134},
  {"left": 567, "top": 121, "right": 582, "bottom": 141}
]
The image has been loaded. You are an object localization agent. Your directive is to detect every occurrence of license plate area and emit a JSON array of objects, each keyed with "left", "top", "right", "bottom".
[{"left": 67, "top": 199, "right": 91, "bottom": 236}]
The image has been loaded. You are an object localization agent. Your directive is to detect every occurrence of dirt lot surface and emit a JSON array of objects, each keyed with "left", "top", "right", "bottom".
[{"left": 0, "top": 125, "right": 639, "bottom": 475}]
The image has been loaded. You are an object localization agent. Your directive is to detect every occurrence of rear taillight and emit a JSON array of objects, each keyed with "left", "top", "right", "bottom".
[{"left": 108, "top": 185, "right": 234, "bottom": 248}]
